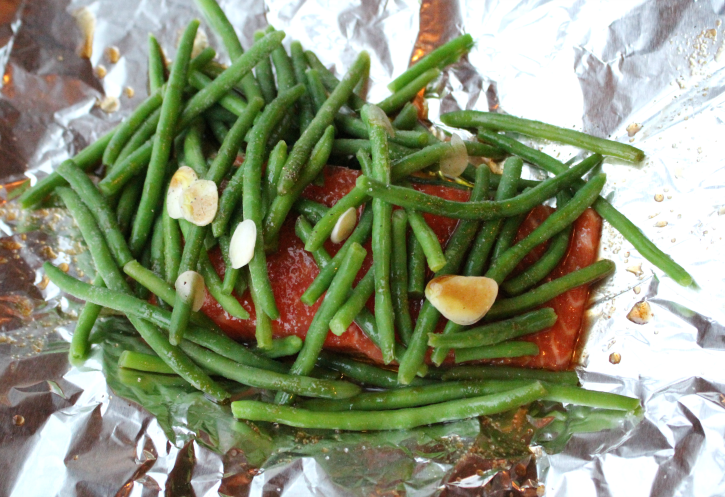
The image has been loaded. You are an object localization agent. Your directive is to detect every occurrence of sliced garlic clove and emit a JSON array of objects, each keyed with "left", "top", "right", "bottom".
[
  {"left": 330, "top": 207, "right": 357, "bottom": 244},
  {"left": 362, "top": 104, "right": 395, "bottom": 137},
  {"left": 627, "top": 301, "right": 652, "bottom": 324},
  {"left": 167, "top": 166, "right": 198, "bottom": 219},
  {"left": 439, "top": 133, "right": 469, "bottom": 178},
  {"left": 425, "top": 275, "right": 498, "bottom": 326},
  {"left": 229, "top": 219, "right": 256, "bottom": 269},
  {"left": 181, "top": 179, "right": 218, "bottom": 226},
  {"left": 175, "top": 270, "right": 206, "bottom": 312}
]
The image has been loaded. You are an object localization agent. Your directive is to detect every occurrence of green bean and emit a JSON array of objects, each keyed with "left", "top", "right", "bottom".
[
  {"left": 293, "top": 198, "right": 329, "bottom": 224},
  {"left": 147, "top": 34, "right": 166, "bottom": 92},
  {"left": 429, "top": 159, "right": 523, "bottom": 365},
  {"left": 198, "top": 252, "right": 250, "bottom": 319},
  {"left": 359, "top": 154, "right": 599, "bottom": 220},
  {"left": 290, "top": 41, "right": 314, "bottom": 131},
  {"left": 234, "top": 382, "right": 546, "bottom": 430},
  {"left": 193, "top": 0, "right": 263, "bottom": 102},
  {"left": 69, "top": 274, "right": 104, "bottom": 364},
  {"left": 356, "top": 149, "right": 374, "bottom": 177},
  {"left": 254, "top": 335, "right": 303, "bottom": 358},
  {"left": 502, "top": 192, "right": 573, "bottom": 296},
  {"left": 302, "top": 380, "right": 536, "bottom": 411},
  {"left": 303, "top": 186, "right": 368, "bottom": 252},
  {"left": 277, "top": 51, "right": 370, "bottom": 195},
  {"left": 486, "top": 259, "right": 615, "bottom": 321},
  {"left": 442, "top": 111, "right": 644, "bottom": 162},
  {"left": 163, "top": 204, "right": 182, "bottom": 286},
  {"left": 245, "top": 266, "right": 273, "bottom": 350},
  {"left": 177, "top": 30, "right": 285, "bottom": 130},
  {"left": 485, "top": 173, "right": 606, "bottom": 284},
  {"left": 463, "top": 141, "right": 507, "bottom": 160},
  {"left": 264, "top": 140, "right": 287, "bottom": 208},
  {"left": 264, "top": 125, "right": 335, "bottom": 244},
  {"left": 328, "top": 268, "right": 374, "bottom": 336},
  {"left": 304, "top": 50, "right": 366, "bottom": 111},
  {"left": 207, "top": 117, "right": 230, "bottom": 144},
  {"left": 51, "top": 192, "right": 229, "bottom": 401},
  {"left": 217, "top": 233, "right": 237, "bottom": 296},
  {"left": 19, "top": 129, "right": 114, "bottom": 208},
  {"left": 454, "top": 341, "right": 540, "bottom": 363},
  {"left": 334, "top": 113, "right": 430, "bottom": 148},
  {"left": 391, "top": 209, "right": 414, "bottom": 346},
  {"left": 182, "top": 119, "right": 208, "bottom": 176},
  {"left": 479, "top": 129, "right": 692, "bottom": 287},
  {"left": 181, "top": 340, "right": 360, "bottom": 399},
  {"left": 301, "top": 205, "right": 373, "bottom": 305},
  {"left": 214, "top": 84, "right": 306, "bottom": 237},
  {"left": 316, "top": 352, "right": 430, "bottom": 389},
  {"left": 115, "top": 107, "right": 161, "bottom": 166},
  {"left": 388, "top": 34, "right": 473, "bottom": 92},
  {"left": 441, "top": 365, "right": 579, "bottom": 385},
  {"left": 253, "top": 31, "right": 277, "bottom": 103},
  {"left": 331, "top": 138, "right": 416, "bottom": 161},
  {"left": 103, "top": 89, "right": 163, "bottom": 167},
  {"left": 429, "top": 308, "right": 557, "bottom": 350},
  {"left": 149, "top": 215, "right": 166, "bottom": 299},
  {"left": 491, "top": 211, "right": 527, "bottom": 261},
  {"left": 392, "top": 102, "right": 419, "bottom": 130},
  {"left": 405, "top": 208, "right": 446, "bottom": 272},
  {"left": 305, "top": 68, "right": 327, "bottom": 111},
  {"left": 56, "top": 160, "right": 134, "bottom": 266},
  {"left": 378, "top": 68, "right": 439, "bottom": 114},
  {"left": 189, "top": 70, "right": 250, "bottom": 116},
  {"left": 97, "top": 141, "right": 153, "bottom": 196},
  {"left": 362, "top": 104, "right": 396, "bottom": 364},
  {"left": 544, "top": 384, "right": 640, "bottom": 412},
  {"left": 169, "top": 224, "right": 207, "bottom": 345},
  {"left": 275, "top": 242, "right": 368, "bottom": 405},
  {"left": 130, "top": 20, "right": 199, "bottom": 256},
  {"left": 188, "top": 47, "right": 217, "bottom": 73},
  {"left": 119, "top": 350, "right": 174, "bottom": 374},
  {"left": 115, "top": 177, "right": 144, "bottom": 235},
  {"left": 407, "top": 232, "right": 427, "bottom": 299}
]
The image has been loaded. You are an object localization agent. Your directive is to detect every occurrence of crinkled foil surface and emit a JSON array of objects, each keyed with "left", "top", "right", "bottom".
[{"left": 1, "top": 0, "right": 725, "bottom": 495}]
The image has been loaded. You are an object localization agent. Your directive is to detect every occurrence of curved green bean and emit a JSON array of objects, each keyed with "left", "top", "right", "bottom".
[
  {"left": 277, "top": 51, "right": 370, "bottom": 195},
  {"left": 293, "top": 198, "right": 329, "bottom": 224},
  {"left": 303, "top": 186, "right": 368, "bottom": 252},
  {"left": 254, "top": 335, "right": 303, "bottom": 358},
  {"left": 147, "top": 34, "right": 166, "bottom": 92},
  {"left": 233, "top": 382, "right": 547, "bottom": 431},
  {"left": 302, "top": 379, "right": 535, "bottom": 411},
  {"left": 442, "top": 111, "right": 644, "bottom": 162},
  {"left": 357, "top": 154, "right": 599, "bottom": 220}
]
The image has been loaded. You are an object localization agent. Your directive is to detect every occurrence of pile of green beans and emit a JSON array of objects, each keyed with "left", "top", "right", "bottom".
[{"left": 22, "top": 2, "right": 656, "bottom": 435}]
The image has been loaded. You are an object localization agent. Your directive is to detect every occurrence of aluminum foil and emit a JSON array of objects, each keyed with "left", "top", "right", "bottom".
[{"left": 1, "top": 0, "right": 725, "bottom": 495}]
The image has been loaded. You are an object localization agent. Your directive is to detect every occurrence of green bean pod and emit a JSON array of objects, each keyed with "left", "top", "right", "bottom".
[
  {"left": 377, "top": 68, "right": 439, "bottom": 115},
  {"left": 304, "top": 50, "right": 366, "bottom": 111},
  {"left": 391, "top": 209, "right": 414, "bottom": 346},
  {"left": 277, "top": 51, "right": 370, "bottom": 195},
  {"left": 454, "top": 341, "right": 540, "bottom": 363},
  {"left": 253, "top": 30, "right": 277, "bottom": 103},
  {"left": 331, "top": 138, "right": 416, "bottom": 161},
  {"left": 102, "top": 89, "right": 163, "bottom": 167},
  {"left": 328, "top": 268, "right": 374, "bottom": 336},
  {"left": 405, "top": 208, "right": 446, "bottom": 272},
  {"left": 254, "top": 335, "right": 303, "bottom": 358},
  {"left": 392, "top": 102, "right": 419, "bottom": 130},
  {"left": 233, "top": 382, "right": 547, "bottom": 431},
  {"left": 147, "top": 34, "right": 166, "bottom": 91},
  {"left": 97, "top": 141, "right": 153, "bottom": 197},
  {"left": 407, "top": 234, "right": 426, "bottom": 298},
  {"left": 69, "top": 274, "right": 104, "bottom": 364}
]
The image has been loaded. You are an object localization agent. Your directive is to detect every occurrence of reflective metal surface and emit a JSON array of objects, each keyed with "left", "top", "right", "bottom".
[{"left": 1, "top": 0, "right": 724, "bottom": 495}]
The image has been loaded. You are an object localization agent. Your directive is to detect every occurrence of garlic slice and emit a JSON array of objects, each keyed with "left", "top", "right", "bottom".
[
  {"left": 230, "top": 219, "right": 256, "bottom": 269},
  {"left": 181, "top": 179, "right": 218, "bottom": 226},
  {"left": 425, "top": 275, "right": 498, "bottom": 325},
  {"left": 175, "top": 270, "right": 206, "bottom": 311},
  {"left": 362, "top": 104, "right": 395, "bottom": 137},
  {"left": 167, "top": 166, "right": 198, "bottom": 219},
  {"left": 330, "top": 207, "right": 357, "bottom": 243},
  {"left": 439, "top": 133, "right": 469, "bottom": 178}
]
